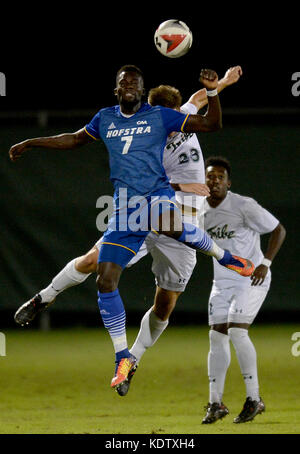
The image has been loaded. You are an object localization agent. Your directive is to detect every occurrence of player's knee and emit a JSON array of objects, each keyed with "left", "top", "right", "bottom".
[
  {"left": 76, "top": 250, "right": 98, "bottom": 274},
  {"left": 228, "top": 327, "right": 249, "bottom": 346},
  {"left": 96, "top": 274, "right": 116, "bottom": 293},
  {"left": 96, "top": 263, "right": 122, "bottom": 293},
  {"left": 211, "top": 324, "right": 228, "bottom": 335},
  {"left": 153, "top": 288, "right": 181, "bottom": 320}
]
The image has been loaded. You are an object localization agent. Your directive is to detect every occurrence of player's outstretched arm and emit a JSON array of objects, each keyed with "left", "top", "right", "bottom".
[
  {"left": 188, "top": 66, "right": 243, "bottom": 111},
  {"left": 171, "top": 182, "right": 210, "bottom": 197},
  {"left": 184, "top": 69, "right": 222, "bottom": 133},
  {"left": 250, "top": 222, "right": 286, "bottom": 286},
  {"left": 9, "top": 128, "right": 94, "bottom": 162}
]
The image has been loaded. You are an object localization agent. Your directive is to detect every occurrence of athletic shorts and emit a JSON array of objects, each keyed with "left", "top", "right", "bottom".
[
  {"left": 97, "top": 188, "right": 179, "bottom": 269},
  {"left": 96, "top": 213, "right": 198, "bottom": 292},
  {"left": 208, "top": 273, "right": 271, "bottom": 325}
]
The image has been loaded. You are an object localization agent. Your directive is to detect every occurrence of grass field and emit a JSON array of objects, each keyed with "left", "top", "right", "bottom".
[{"left": 0, "top": 324, "right": 299, "bottom": 435}]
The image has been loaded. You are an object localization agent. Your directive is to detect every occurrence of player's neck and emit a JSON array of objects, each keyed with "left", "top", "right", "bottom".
[
  {"left": 120, "top": 100, "right": 142, "bottom": 116},
  {"left": 206, "top": 195, "right": 226, "bottom": 208}
]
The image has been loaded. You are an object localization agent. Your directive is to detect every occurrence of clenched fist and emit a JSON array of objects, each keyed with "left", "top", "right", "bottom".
[
  {"left": 199, "top": 69, "right": 218, "bottom": 90},
  {"left": 9, "top": 141, "right": 28, "bottom": 162}
]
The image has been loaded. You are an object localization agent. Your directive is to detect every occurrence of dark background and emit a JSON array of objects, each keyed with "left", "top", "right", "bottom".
[
  {"left": 1, "top": 8, "right": 299, "bottom": 328},
  {"left": 1, "top": 8, "right": 299, "bottom": 111}
]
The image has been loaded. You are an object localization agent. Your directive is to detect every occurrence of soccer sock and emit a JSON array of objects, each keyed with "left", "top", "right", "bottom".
[
  {"left": 130, "top": 307, "right": 169, "bottom": 363},
  {"left": 228, "top": 327, "right": 260, "bottom": 401},
  {"left": 207, "top": 330, "right": 231, "bottom": 404},
  {"left": 98, "top": 289, "right": 130, "bottom": 361},
  {"left": 178, "top": 223, "right": 224, "bottom": 260},
  {"left": 39, "top": 258, "right": 91, "bottom": 303}
]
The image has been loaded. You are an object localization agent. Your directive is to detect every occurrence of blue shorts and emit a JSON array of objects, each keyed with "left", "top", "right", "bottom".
[{"left": 98, "top": 188, "right": 179, "bottom": 268}]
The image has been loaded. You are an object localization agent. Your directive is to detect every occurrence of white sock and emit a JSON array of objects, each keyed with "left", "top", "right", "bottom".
[
  {"left": 208, "top": 330, "right": 231, "bottom": 404},
  {"left": 130, "top": 307, "right": 169, "bottom": 363},
  {"left": 210, "top": 241, "right": 225, "bottom": 260},
  {"left": 39, "top": 259, "right": 91, "bottom": 303},
  {"left": 228, "top": 327, "right": 260, "bottom": 401}
]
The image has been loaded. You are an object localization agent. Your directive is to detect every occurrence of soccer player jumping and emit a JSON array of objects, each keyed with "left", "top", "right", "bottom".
[{"left": 9, "top": 66, "right": 254, "bottom": 393}]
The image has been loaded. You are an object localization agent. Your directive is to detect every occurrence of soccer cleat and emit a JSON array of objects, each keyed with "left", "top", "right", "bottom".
[
  {"left": 202, "top": 402, "right": 229, "bottom": 424},
  {"left": 218, "top": 250, "right": 254, "bottom": 277},
  {"left": 111, "top": 354, "right": 137, "bottom": 390},
  {"left": 233, "top": 397, "right": 265, "bottom": 423},
  {"left": 116, "top": 364, "right": 138, "bottom": 396},
  {"left": 14, "top": 294, "right": 52, "bottom": 326}
]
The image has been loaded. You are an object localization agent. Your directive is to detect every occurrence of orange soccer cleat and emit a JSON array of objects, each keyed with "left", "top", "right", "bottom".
[
  {"left": 111, "top": 355, "right": 137, "bottom": 390},
  {"left": 218, "top": 251, "right": 254, "bottom": 277}
]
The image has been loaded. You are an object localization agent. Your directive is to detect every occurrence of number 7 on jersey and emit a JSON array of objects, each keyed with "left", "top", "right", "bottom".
[{"left": 121, "top": 136, "right": 133, "bottom": 154}]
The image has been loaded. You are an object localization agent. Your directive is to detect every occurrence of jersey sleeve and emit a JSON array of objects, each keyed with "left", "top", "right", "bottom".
[
  {"left": 160, "top": 106, "right": 190, "bottom": 134},
  {"left": 243, "top": 197, "right": 280, "bottom": 234},
  {"left": 85, "top": 111, "right": 101, "bottom": 140},
  {"left": 180, "top": 102, "right": 198, "bottom": 115},
  {"left": 170, "top": 169, "right": 204, "bottom": 184}
]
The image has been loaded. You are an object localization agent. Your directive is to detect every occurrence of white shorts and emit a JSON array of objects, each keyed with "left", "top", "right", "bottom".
[
  {"left": 208, "top": 275, "right": 271, "bottom": 326},
  {"left": 96, "top": 214, "right": 198, "bottom": 292}
]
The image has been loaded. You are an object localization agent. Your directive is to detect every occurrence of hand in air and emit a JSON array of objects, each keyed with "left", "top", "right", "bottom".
[
  {"left": 179, "top": 183, "right": 210, "bottom": 197},
  {"left": 9, "top": 142, "right": 27, "bottom": 162},
  {"left": 199, "top": 69, "right": 218, "bottom": 90},
  {"left": 223, "top": 66, "right": 243, "bottom": 86}
]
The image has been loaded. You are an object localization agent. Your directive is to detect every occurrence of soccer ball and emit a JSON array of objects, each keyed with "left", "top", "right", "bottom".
[{"left": 154, "top": 20, "right": 193, "bottom": 58}]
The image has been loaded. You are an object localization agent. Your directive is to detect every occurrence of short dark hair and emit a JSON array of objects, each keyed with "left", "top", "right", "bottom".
[
  {"left": 205, "top": 156, "right": 232, "bottom": 178},
  {"left": 148, "top": 85, "right": 182, "bottom": 109},
  {"left": 116, "top": 65, "right": 144, "bottom": 84}
]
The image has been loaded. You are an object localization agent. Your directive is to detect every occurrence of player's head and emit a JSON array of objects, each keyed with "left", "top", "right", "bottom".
[
  {"left": 148, "top": 85, "right": 182, "bottom": 111},
  {"left": 205, "top": 156, "right": 232, "bottom": 201},
  {"left": 114, "top": 65, "right": 145, "bottom": 107}
]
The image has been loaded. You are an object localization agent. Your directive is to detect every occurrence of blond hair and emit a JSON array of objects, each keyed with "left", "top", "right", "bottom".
[{"left": 148, "top": 85, "right": 182, "bottom": 109}]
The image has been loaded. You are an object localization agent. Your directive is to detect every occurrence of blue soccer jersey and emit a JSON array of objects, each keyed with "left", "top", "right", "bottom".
[{"left": 85, "top": 103, "right": 189, "bottom": 200}]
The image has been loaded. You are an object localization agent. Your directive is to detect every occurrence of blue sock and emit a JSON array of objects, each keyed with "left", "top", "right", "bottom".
[
  {"left": 97, "top": 289, "right": 130, "bottom": 361},
  {"left": 218, "top": 250, "right": 243, "bottom": 266},
  {"left": 218, "top": 250, "right": 232, "bottom": 265},
  {"left": 178, "top": 222, "right": 213, "bottom": 253}
]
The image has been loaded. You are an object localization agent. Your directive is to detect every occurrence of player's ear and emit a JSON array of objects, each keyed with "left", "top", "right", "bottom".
[
  {"left": 227, "top": 179, "right": 232, "bottom": 189},
  {"left": 114, "top": 87, "right": 118, "bottom": 97}
]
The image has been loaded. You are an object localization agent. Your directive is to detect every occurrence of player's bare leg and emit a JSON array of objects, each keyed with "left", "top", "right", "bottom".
[
  {"left": 14, "top": 246, "right": 99, "bottom": 326},
  {"left": 130, "top": 287, "right": 181, "bottom": 359},
  {"left": 153, "top": 287, "right": 181, "bottom": 320},
  {"left": 75, "top": 246, "right": 99, "bottom": 274},
  {"left": 116, "top": 287, "right": 181, "bottom": 396},
  {"left": 228, "top": 322, "right": 265, "bottom": 423}
]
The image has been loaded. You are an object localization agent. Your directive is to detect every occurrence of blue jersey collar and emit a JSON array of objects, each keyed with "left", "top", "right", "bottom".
[{"left": 115, "top": 102, "right": 152, "bottom": 117}]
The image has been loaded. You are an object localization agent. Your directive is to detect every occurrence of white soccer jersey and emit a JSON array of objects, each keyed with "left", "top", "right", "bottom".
[
  {"left": 163, "top": 102, "right": 205, "bottom": 208},
  {"left": 202, "top": 191, "right": 279, "bottom": 288}
]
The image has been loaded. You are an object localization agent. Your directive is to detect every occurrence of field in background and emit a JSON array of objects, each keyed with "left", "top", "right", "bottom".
[{"left": 0, "top": 324, "right": 299, "bottom": 435}]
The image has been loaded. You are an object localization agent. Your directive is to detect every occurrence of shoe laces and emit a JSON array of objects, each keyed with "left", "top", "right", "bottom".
[{"left": 117, "top": 358, "right": 132, "bottom": 376}]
